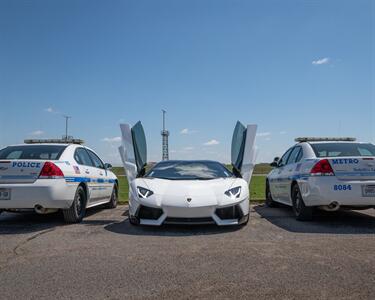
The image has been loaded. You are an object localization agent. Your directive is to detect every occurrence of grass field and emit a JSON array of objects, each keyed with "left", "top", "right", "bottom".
[{"left": 113, "top": 164, "right": 268, "bottom": 204}]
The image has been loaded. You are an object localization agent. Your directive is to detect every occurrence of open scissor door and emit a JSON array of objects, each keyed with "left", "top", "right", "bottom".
[
  {"left": 231, "top": 121, "right": 257, "bottom": 184},
  {"left": 119, "top": 121, "right": 147, "bottom": 182}
]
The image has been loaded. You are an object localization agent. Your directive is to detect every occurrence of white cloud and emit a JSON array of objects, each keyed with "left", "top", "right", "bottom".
[
  {"left": 256, "top": 132, "right": 271, "bottom": 137},
  {"left": 102, "top": 137, "right": 121, "bottom": 143},
  {"left": 182, "top": 146, "right": 194, "bottom": 151},
  {"left": 312, "top": 57, "right": 330, "bottom": 65},
  {"left": 279, "top": 131, "right": 287, "bottom": 135},
  {"left": 203, "top": 139, "right": 220, "bottom": 146},
  {"left": 45, "top": 107, "right": 54, "bottom": 113},
  {"left": 31, "top": 130, "right": 44, "bottom": 136},
  {"left": 180, "top": 128, "right": 196, "bottom": 135}
]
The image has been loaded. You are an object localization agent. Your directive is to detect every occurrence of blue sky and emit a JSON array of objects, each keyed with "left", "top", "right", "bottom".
[{"left": 0, "top": 0, "right": 374, "bottom": 164}]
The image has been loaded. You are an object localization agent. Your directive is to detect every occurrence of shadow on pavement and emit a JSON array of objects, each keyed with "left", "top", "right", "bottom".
[
  {"left": 104, "top": 217, "right": 243, "bottom": 237},
  {"left": 0, "top": 206, "right": 113, "bottom": 234},
  {"left": 254, "top": 204, "right": 375, "bottom": 234},
  {"left": 0, "top": 211, "right": 64, "bottom": 235}
]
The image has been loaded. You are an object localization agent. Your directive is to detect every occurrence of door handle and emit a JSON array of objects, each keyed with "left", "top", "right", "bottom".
[
  {"left": 99, "top": 172, "right": 103, "bottom": 176},
  {"left": 85, "top": 169, "right": 90, "bottom": 174}
]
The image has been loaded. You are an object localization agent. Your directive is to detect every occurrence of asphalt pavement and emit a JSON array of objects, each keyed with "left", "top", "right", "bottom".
[{"left": 0, "top": 205, "right": 375, "bottom": 299}]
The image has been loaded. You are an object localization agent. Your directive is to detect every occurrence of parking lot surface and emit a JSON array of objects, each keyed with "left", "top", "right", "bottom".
[{"left": 1, "top": 205, "right": 375, "bottom": 299}]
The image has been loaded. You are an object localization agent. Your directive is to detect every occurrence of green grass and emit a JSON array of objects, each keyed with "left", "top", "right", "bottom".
[
  {"left": 116, "top": 174, "right": 129, "bottom": 204},
  {"left": 249, "top": 175, "right": 266, "bottom": 200},
  {"left": 113, "top": 166, "right": 266, "bottom": 204},
  {"left": 253, "top": 163, "right": 272, "bottom": 175}
]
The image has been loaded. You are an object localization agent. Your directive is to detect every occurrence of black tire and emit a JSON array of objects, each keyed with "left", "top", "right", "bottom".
[
  {"left": 63, "top": 186, "right": 86, "bottom": 223},
  {"left": 292, "top": 184, "right": 313, "bottom": 221},
  {"left": 265, "top": 181, "right": 278, "bottom": 207},
  {"left": 0, "top": 210, "right": 3, "bottom": 215},
  {"left": 129, "top": 215, "right": 140, "bottom": 226},
  {"left": 105, "top": 185, "right": 118, "bottom": 209}
]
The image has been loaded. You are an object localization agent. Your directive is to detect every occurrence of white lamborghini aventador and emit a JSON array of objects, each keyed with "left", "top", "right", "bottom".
[{"left": 119, "top": 121, "right": 257, "bottom": 226}]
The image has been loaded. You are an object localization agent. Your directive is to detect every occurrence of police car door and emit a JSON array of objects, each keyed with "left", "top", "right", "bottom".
[
  {"left": 281, "top": 146, "right": 302, "bottom": 204},
  {"left": 119, "top": 121, "right": 147, "bottom": 184},
  {"left": 231, "top": 121, "right": 257, "bottom": 184},
  {"left": 86, "top": 149, "right": 111, "bottom": 201},
  {"left": 74, "top": 148, "right": 102, "bottom": 202},
  {"left": 272, "top": 147, "right": 293, "bottom": 203}
]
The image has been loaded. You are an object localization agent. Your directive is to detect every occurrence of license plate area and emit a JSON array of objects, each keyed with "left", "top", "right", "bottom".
[
  {"left": 362, "top": 185, "right": 375, "bottom": 197},
  {"left": 0, "top": 188, "right": 11, "bottom": 200}
]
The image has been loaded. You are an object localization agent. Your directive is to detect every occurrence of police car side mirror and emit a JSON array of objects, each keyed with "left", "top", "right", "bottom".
[
  {"left": 104, "top": 163, "right": 113, "bottom": 170},
  {"left": 270, "top": 157, "right": 280, "bottom": 168},
  {"left": 270, "top": 161, "right": 278, "bottom": 168}
]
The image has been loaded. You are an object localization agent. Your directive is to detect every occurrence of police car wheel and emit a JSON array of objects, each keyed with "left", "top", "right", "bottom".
[
  {"left": 292, "top": 184, "right": 313, "bottom": 221},
  {"left": 265, "top": 181, "right": 278, "bottom": 208},
  {"left": 129, "top": 215, "right": 140, "bottom": 226},
  {"left": 105, "top": 185, "right": 118, "bottom": 209},
  {"left": 63, "top": 186, "right": 87, "bottom": 223}
]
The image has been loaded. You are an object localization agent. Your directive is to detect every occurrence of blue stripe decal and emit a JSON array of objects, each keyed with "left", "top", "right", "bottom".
[{"left": 64, "top": 177, "right": 116, "bottom": 184}]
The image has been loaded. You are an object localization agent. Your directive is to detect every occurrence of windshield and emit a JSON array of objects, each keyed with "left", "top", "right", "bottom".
[
  {"left": 0, "top": 145, "right": 67, "bottom": 160},
  {"left": 311, "top": 143, "right": 375, "bottom": 158},
  {"left": 145, "top": 161, "right": 233, "bottom": 180}
]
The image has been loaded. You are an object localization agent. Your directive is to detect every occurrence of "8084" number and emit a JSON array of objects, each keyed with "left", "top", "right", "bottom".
[{"left": 334, "top": 184, "right": 352, "bottom": 191}]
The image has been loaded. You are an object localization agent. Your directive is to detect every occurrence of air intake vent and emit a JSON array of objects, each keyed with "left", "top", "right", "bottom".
[
  {"left": 215, "top": 205, "right": 243, "bottom": 220},
  {"left": 138, "top": 205, "right": 163, "bottom": 220}
]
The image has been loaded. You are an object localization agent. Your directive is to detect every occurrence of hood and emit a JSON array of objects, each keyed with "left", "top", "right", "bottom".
[{"left": 134, "top": 177, "right": 246, "bottom": 208}]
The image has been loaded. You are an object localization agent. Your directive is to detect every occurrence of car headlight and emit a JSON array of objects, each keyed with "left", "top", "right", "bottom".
[
  {"left": 225, "top": 186, "right": 241, "bottom": 199},
  {"left": 137, "top": 186, "right": 154, "bottom": 198}
]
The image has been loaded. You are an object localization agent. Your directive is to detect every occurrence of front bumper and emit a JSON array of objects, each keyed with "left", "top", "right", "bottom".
[
  {"left": 0, "top": 179, "right": 77, "bottom": 209},
  {"left": 299, "top": 177, "right": 375, "bottom": 207},
  {"left": 129, "top": 197, "right": 249, "bottom": 226}
]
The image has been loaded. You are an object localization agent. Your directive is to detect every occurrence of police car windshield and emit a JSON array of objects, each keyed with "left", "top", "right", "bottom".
[
  {"left": 0, "top": 145, "right": 67, "bottom": 160},
  {"left": 311, "top": 143, "right": 375, "bottom": 158},
  {"left": 145, "top": 160, "right": 233, "bottom": 180}
]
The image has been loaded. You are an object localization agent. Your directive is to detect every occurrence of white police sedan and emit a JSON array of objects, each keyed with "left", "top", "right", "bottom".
[
  {"left": 0, "top": 139, "right": 118, "bottom": 223},
  {"left": 266, "top": 138, "right": 375, "bottom": 220}
]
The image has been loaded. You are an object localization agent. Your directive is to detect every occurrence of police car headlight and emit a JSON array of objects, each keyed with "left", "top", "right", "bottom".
[
  {"left": 225, "top": 186, "right": 241, "bottom": 199},
  {"left": 137, "top": 186, "right": 154, "bottom": 198}
]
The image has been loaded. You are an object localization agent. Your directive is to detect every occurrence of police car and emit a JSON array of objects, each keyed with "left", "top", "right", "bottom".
[
  {"left": 266, "top": 138, "right": 375, "bottom": 220},
  {"left": 0, "top": 139, "right": 118, "bottom": 223}
]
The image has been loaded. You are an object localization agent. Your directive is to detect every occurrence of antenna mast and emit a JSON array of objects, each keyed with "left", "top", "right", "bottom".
[
  {"left": 161, "top": 110, "right": 169, "bottom": 161},
  {"left": 63, "top": 115, "right": 72, "bottom": 141}
]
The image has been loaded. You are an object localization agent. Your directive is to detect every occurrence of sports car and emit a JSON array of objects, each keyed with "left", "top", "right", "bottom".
[{"left": 119, "top": 121, "right": 257, "bottom": 226}]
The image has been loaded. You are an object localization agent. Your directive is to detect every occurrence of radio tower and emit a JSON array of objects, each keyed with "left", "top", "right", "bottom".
[{"left": 161, "top": 110, "right": 169, "bottom": 161}]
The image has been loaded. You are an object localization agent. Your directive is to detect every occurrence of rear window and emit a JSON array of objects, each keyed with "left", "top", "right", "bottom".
[
  {"left": 0, "top": 145, "right": 67, "bottom": 160},
  {"left": 311, "top": 143, "right": 375, "bottom": 158}
]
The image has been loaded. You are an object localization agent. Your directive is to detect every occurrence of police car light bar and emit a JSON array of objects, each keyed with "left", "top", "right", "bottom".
[
  {"left": 295, "top": 137, "right": 356, "bottom": 143},
  {"left": 24, "top": 139, "right": 85, "bottom": 145}
]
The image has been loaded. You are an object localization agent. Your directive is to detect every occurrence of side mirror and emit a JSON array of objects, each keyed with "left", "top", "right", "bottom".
[
  {"left": 104, "top": 163, "right": 113, "bottom": 170},
  {"left": 270, "top": 157, "right": 280, "bottom": 168}
]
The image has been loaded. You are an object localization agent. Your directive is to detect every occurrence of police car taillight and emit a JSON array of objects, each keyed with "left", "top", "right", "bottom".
[
  {"left": 39, "top": 162, "right": 64, "bottom": 179},
  {"left": 310, "top": 159, "right": 334, "bottom": 176}
]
